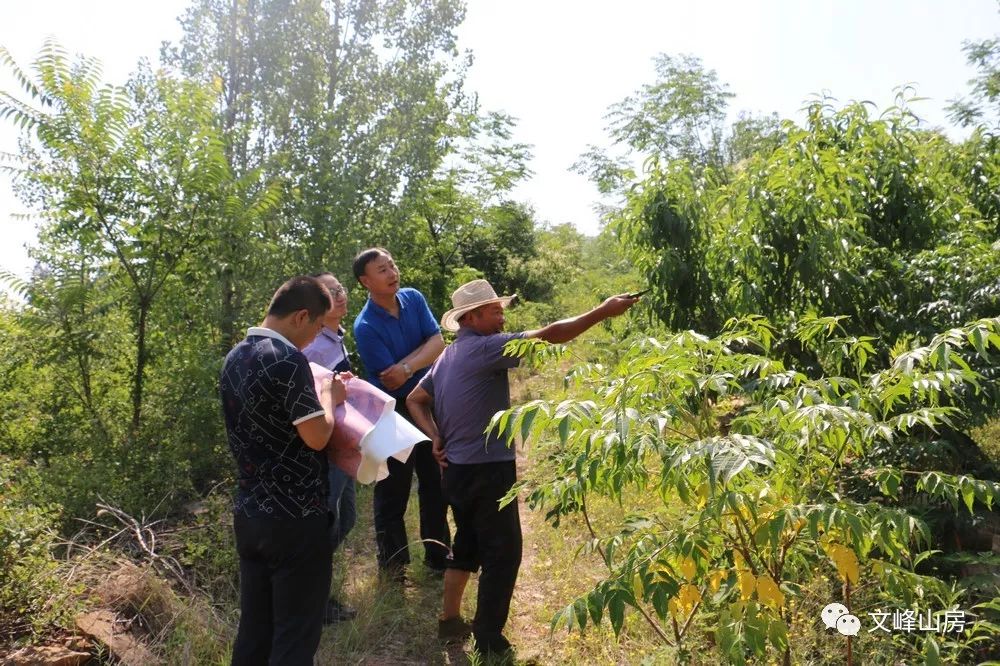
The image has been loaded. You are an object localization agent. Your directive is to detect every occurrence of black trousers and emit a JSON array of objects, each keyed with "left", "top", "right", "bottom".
[
  {"left": 373, "top": 402, "right": 451, "bottom": 572},
  {"left": 231, "top": 513, "right": 332, "bottom": 666},
  {"left": 443, "top": 460, "right": 522, "bottom": 652}
]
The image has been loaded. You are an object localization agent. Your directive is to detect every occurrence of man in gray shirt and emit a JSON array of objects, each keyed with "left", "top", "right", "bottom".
[{"left": 406, "top": 279, "right": 638, "bottom": 660}]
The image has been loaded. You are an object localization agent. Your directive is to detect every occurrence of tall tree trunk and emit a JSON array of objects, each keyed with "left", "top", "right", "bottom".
[
  {"left": 326, "top": 0, "right": 341, "bottom": 111},
  {"left": 130, "top": 300, "right": 150, "bottom": 438},
  {"left": 219, "top": 254, "right": 237, "bottom": 355}
]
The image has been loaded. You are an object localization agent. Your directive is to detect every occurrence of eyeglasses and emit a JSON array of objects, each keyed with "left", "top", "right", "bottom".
[{"left": 329, "top": 285, "right": 347, "bottom": 298}]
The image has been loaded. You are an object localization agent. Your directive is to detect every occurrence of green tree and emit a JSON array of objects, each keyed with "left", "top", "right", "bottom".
[
  {"left": 725, "top": 111, "right": 785, "bottom": 165},
  {"left": 2, "top": 46, "right": 233, "bottom": 437},
  {"left": 399, "top": 110, "right": 534, "bottom": 311},
  {"left": 0, "top": 44, "right": 254, "bottom": 518},
  {"left": 948, "top": 11, "right": 1000, "bottom": 130},
  {"left": 165, "top": 0, "right": 474, "bottom": 343},
  {"left": 607, "top": 53, "right": 734, "bottom": 168},
  {"left": 573, "top": 53, "right": 783, "bottom": 226},
  {"left": 616, "top": 96, "right": 1000, "bottom": 353}
]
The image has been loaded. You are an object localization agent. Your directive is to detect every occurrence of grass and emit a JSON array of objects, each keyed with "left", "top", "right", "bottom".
[
  {"left": 314, "top": 464, "right": 670, "bottom": 665},
  {"left": 316, "top": 481, "right": 461, "bottom": 664}
]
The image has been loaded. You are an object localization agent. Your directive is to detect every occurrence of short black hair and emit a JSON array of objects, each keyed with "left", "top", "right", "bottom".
[
  {"left": 266, "top": 276, "right": 332, "bottom": 319},
  {"left": 352, "top": 247, "right": 390, "bottom": 281}
]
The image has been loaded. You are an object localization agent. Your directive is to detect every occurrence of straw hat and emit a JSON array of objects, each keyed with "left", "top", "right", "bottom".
[{"left": 440, "top": 279, "right": 515, "bottom": 332}]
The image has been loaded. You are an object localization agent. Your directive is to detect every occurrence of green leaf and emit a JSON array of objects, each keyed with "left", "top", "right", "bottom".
[
  {"left": 587, "top": 589, "right": 604, "bottom": 625},
  {"left": 550, "top": 604, "right": 574, "bottom": 633},
  {"left": 558, "top": 416, "right": 570, "bottom": 444},
  {"left": 609, "top": 593, "right": 626, "bottom": 635},
  {"left": 766, "top": 513, "right": 786, "bottom": 553},
  {"left": 923, "top": 635, "right": 942, "bottom": 666},
  {"left": 573, "top": 597, "right": 588, "bottom": 630},
  {"left": 960, "top": 476, "right": 976, "bottom": 514},
  {"left": 651, "top": 585, "right": 669, "bottom": 619},
  {"left": 520, "top": 406, "right": 539, "bottom": 443},
  {"left": 767, "top": 616, "right": 789, "bottom": 653}
]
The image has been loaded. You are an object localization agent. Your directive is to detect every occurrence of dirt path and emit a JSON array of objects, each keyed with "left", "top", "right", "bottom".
[{"left": 504, "top": 453, "right": 566, "bottom": 664}]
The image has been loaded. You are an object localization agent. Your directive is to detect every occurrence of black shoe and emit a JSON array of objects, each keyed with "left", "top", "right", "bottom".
[
  {"left": 323, "top": 597, "right": 357, "bottom": 625},
  {"left": 438, "top": 616, "right": 472, "bottom": 643}
]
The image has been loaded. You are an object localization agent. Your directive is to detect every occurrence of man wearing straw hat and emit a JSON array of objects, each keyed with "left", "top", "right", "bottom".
[{"left": 406, "top": 279, "right": 639, "bottom": 660}]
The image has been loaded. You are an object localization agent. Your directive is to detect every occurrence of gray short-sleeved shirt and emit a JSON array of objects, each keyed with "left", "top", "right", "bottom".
[{"left": 418, "top": 328, "right": 526, "bottom": 464}]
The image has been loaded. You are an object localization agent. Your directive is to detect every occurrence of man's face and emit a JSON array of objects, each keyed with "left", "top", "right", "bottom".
[
  {"left": 320, "top": 276, "right": 348, "bottom": 325},
  {"left": 359, "top": 253, "right": 400, "bottom": 296},
  {"left": 468, "top": 303, "right": 505, "bottom": 335}
]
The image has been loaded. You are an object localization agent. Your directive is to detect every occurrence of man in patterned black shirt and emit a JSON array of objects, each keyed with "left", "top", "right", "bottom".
[{"left": 220, "top": 276, "right": 349, "bottom": 666}]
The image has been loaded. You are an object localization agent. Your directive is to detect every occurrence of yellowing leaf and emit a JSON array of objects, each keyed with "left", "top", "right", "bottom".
[
  {"left": 632, "top": 573, "right": 644, "bottom": 601},
  {"left": 756, "top": 575, "right": 785, "bottom": 609},
  {"left": 825, "top": 543, "right": 860, "bottom": 585},
  {"left": 696, "top": 482, "right": 709, "bottom": 508},
  {"left": 679, "top": 583, "right": 701, "bottom": 607},
  {"left": 680, "top": 557, "right": 696, "bottom": 580},
  {"left": 733, "top": 551, "right": 747, "bottom": 570},
  {"left": 738, "top": 569, "right": 756, "bottom": 600},
  {"left": 669, "top": 584, "right": 702, "bottom": 619},
  {"left": 708, "top": 569, "right": 726, "bottom": 592}
]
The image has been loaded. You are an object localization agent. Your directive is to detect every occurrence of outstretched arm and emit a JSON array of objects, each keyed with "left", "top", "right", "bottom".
[{"left": 526, "top": 294, "right": 640, "bottom": 344}]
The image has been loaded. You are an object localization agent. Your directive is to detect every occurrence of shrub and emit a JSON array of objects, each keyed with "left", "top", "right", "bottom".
[
  {"left": 502, "top": 315, "right": 1000, "bottom": 664},
  {"left": 0, "top": 457, "right": 73, "bottom": 643}
]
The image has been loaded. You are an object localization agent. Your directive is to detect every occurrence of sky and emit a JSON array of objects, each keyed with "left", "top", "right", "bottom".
[{"left": 1, "top": 0, "right": 998, "bottom": 280}]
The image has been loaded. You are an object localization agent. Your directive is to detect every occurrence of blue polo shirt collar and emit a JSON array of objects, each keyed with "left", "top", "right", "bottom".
[
  {"left": 367, "top": 294, "right": 405, "bottom": 318},
  {"left": 247, "top": 326, "right": 296, "bottom": 349}
]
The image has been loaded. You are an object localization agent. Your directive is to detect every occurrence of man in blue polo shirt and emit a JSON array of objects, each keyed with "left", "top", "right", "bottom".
[
  {"left": 352, "top": 247, "right": 450, "bottom": 579},
  {"left": 220, "top": 275, "right": 349, "bottom": 665},
  {"left": 406, "top": 279, "right": 638, "bottom": 660}
]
